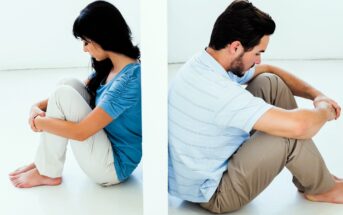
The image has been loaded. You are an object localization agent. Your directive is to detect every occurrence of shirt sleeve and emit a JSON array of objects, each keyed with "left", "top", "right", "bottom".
[
  {"left": 97, "top": 70, "right": 141, "bottom": 119},
  {"left": 214, "top": 87, "right": 272, "bottom": 133},
  {"left": 228, "top": 66, "right": 255, "bottom": 85}
]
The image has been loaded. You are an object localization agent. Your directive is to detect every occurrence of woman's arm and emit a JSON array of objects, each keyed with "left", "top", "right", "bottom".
[
  {"left": 29, "top": 99, "right": 48, "bottom": 132},
  {"left": 34, "top": 107, "right": 112, "bottom": 141},
  {"left": 35, "top": 99, "right": 48, "bottom": 111}
]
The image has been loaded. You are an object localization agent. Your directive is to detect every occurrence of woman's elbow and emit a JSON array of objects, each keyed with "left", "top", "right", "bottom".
[{"left": 72, "top": 131, "right": 90, "bottom": 142}]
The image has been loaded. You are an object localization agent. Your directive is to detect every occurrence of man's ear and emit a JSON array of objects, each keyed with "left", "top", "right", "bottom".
[{"left": 227, "top": 41, "right": 243, "bottom": 55}]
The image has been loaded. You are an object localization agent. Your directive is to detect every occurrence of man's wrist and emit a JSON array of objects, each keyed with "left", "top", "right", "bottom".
[
  {"left": 317, "top": 101, "right": 335, "bottom": 121},
  {"left": 312, "top": 92, "right": 325, "bottom": 101}
]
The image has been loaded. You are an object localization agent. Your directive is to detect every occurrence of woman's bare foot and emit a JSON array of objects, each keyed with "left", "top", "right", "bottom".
[
  {"left": 10, "top": 168, "right": 62, "bottom": 188},
  {"left": 9, "top": 163, "right": 36, "bottom": 176},
  {"left": 305, "top": 181, "right": 343, "bottom": 204}
]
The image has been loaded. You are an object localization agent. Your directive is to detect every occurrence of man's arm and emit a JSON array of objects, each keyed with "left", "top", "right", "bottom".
[
  {"left": 253, "top": 64, "right": 341, "bottom": 119},
  {"left": 254, "top": 64, "right": 321, "bottom": 100},
  {"left": 34, "top": 107, "right": 112, "bottom": 141},
  {"left": 254, "top": 101, "right": 336, "bottom": 139}
]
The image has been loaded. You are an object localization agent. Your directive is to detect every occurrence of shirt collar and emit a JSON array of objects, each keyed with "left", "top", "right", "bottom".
[{"left": 197, "top": 48, "right": 229, "bottom": 78}]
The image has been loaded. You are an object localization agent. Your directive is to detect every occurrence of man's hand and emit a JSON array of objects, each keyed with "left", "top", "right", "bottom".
[
  {"left": 314, "top": 95, "right": 341, "bottom": 120},
  {"left": 28, "top": 106, "right": 46, "bottom": 132}
]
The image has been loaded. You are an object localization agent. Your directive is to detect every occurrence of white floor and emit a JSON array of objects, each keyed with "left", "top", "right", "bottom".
[
  {"left": 1, "top": 61, "right": 343, "bottom": 215},
  {"left": 168, "top": 60, "right": 343, "bottom": 215}
]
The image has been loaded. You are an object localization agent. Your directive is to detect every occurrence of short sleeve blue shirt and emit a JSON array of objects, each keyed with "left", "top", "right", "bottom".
[{"left": 95, "top": 63, "right": 141, "bottom": 182}]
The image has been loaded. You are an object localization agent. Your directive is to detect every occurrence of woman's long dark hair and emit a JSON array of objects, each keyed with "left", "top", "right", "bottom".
[{"left": 73, "top": 1, "right": 140, "bottom": 108}]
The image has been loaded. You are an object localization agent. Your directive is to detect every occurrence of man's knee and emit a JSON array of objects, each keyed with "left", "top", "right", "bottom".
[
  {"left": 241, "top": 132, "right": 289, "bottom": 166},
  {"left": 247, "top": 73, "right": 286, "bottom": 91},
  {"left": 246, "top": 73, "right": 297, "bottom": 109}
]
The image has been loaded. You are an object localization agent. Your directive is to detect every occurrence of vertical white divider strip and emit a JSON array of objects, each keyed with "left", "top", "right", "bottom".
[{"left": 140, "top": 0, "right": 168, "bottom": 215}]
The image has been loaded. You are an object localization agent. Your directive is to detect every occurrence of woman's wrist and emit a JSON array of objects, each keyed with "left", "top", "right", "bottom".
[{"left": 33, "top": 115, "right": 42, "bottom": 130}]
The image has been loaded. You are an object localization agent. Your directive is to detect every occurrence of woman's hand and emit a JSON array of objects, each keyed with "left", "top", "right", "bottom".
[{"left": 28, "top": 106, "right": 46, "bottom": 132}]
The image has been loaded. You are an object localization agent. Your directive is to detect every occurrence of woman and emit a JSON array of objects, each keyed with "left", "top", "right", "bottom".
[{"left": 9, "top": 1, "right": 141, "bottom": 188}]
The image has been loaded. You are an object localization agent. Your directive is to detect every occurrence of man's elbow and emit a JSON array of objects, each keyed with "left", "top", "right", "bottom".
[{"left": 291, "top": 121, "right": 313, "bottom": 139}]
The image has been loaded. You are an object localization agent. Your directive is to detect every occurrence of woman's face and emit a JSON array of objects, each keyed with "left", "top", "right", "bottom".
[{"left": 82, "top": 39, "right": 108, "bottom": 61}]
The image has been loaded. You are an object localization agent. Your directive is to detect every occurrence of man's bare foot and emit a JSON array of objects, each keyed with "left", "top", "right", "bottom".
[
  {"left": 333, "top": 175, "right": 343, "bottom": 182},
  {"left": 305, "top": 181, "right": 343, "bottom": 204},
  {"left": 10, "top": 168, "right": 61, "bottom": 188},
  {"left": 9, "top": 163, "right": 36, "bottom": 176},
  {"left": 297, "top": 175, "right": 343, "bottom": 194}
]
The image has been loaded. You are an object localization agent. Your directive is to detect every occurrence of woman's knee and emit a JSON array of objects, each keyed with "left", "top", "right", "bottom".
[
  {"left": 50, "top": 85, "right": 81, "bottom": 107},
  {"left": 57, "top": 78, "right": 84, "bottom": 89},
  {"left": 46, "top": 85, "right": 88, "bottom": 119},
  {"left": 56, "top": 78, "right": 90, "bottom": 103}
]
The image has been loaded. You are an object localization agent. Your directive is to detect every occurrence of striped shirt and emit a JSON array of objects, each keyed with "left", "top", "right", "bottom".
[{"left": 168, "top": 50, "right": 272, "bottom": 202}]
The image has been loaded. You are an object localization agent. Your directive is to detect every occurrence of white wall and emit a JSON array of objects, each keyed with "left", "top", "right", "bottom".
[
  {"left": 0, "top": 0, "right": 140, "bottom": 70},
  {"left": 2, "top": 0, "right": 342, "bottom": 69},
  {"left": 168, "top": 0, "right": 343, "bottom": 63}
]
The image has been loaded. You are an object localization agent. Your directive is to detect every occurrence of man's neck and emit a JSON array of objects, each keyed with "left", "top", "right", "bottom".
[{"left": 206, "top": 47, "right": 232, "bottom": 71}]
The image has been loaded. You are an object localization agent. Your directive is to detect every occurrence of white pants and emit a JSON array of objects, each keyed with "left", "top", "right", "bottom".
[{"left": 34, "top": 78, "right": 119, "bottom": 186}]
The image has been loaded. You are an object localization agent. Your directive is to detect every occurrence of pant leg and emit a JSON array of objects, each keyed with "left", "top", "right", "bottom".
[
  {"left": 246, "top": 73, "right": 335, "bottom": 193},
  {"left": 246, "top": 73, "right": 298, "bottom": 110},
  {"left": 200, "top": 132, "right": 335, "bottom": 213},
  {"left": 200, "top": 74, "right": 335, "bottom": 213},
  {"left": 57, "top": 78, "right": 91, "bottom": 103},
  {"left": 35, "top": 79, "right": 119, "bottom": 185}
]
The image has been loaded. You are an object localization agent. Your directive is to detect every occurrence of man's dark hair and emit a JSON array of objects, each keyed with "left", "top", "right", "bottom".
[{"left": 209, "top": 0, "right": 275, "bottom": 51}]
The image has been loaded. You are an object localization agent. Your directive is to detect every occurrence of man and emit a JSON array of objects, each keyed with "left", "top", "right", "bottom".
[{"left": 168, "top": 0, "right": 343, "bottom": 213}]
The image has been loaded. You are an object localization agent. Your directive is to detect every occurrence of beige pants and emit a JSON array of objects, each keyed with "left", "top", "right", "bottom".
[
  {"left": 34, "top": 78, "right": 119, "bottom": 186},
  {"left": 200, "top": 74, "right": 335, "bottom": 213}
]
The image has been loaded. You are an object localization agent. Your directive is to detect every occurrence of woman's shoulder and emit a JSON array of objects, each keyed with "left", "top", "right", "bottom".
[
  {"left": 121, "top": 62, "right": 141, "bottom": 80},
  {"left": 109, "top": 63, "right": 140, "bottom": 89},
  {"left": 127, "top": 62, "right": 141, "bottom": 74}
]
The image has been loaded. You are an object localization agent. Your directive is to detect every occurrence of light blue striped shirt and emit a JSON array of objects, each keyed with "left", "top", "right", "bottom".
[{"left": 168, "top": 50, "right": 272, "bottom": 202}]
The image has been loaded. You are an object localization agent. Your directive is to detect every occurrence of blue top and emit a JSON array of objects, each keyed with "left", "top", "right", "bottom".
[
  {"left": 168, "top": 50, "right": 272, "bottom": 202},
  {"left": 95, "top": 63, "right": 141, "bottom": 182}
]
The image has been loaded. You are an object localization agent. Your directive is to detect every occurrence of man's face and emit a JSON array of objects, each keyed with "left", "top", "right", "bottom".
[{"left": 230, "top": 35, "right": 270, "bottom": 77}]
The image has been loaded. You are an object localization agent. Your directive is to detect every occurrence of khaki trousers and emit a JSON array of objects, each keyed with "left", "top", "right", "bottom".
[
  {"left": 200, "top": 74, "right": 335, "bottom": 213},
  {"left": 34, "top": 78, "right": 119, "bottom": 186}
]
